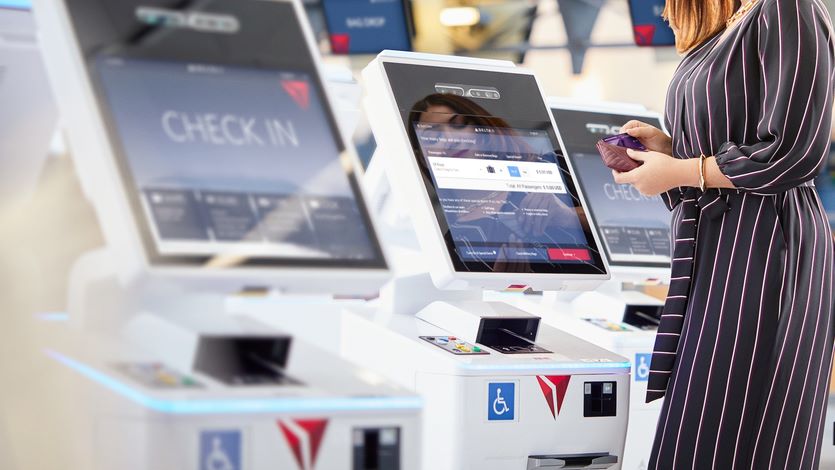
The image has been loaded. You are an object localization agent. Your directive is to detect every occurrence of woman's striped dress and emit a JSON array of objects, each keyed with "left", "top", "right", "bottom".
[{"left": 646, "top": 0, "right": 835, "bottom": 468}]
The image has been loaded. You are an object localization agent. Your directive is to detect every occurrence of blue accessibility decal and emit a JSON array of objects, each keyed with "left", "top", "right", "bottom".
[
  {"left": 634, "top": 353, "right": 652, "bottom": 382},
  {"left": 487, "top": 382, "right": 516, "bottom": 421},
  {"left": 200, "top": 429, "right": 241, "bottom": 470}
]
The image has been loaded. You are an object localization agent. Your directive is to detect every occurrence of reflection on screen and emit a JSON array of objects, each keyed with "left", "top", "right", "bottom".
[
  {"left": 95, "top": 57, "right": 377, "bottom": 261},
  {"left": 411, "top": 95, "right": 598, "bottom": 272},
  {"left": 551, "top": 108, "right": 671, "bottom": 266}
]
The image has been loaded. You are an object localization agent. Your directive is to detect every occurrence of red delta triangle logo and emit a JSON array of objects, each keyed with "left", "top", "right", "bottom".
[
  {"left": 537, "top": 375, "right": 571, "bottom": 419},
  {"left": 281, "top": 79, "right": 310, "bottom": 110},
  {"left": 633, "top": 24, "right": 657, "bottom": 46},
  {"left": 278, "top": 418, "right": 328, "bottom": 470}
]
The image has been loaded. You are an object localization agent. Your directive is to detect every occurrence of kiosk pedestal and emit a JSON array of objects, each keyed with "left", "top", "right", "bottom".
[
  {"left": 343, "top": 274, "right": 630, "bottom": 470},
  {"left": 53, "top": 248, "right": 422, "bottom": 470},
  {"left": 349, "top": 48, "right": 637, "bottom": 469},
  {"left": 503, "top": 292, "right": 661, "bottom": 470}
]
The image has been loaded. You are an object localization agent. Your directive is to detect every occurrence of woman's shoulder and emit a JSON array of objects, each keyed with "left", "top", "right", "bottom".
[
  {"left": 756, "top": 0, "right": 830, "bottom": 21},
  {"left": 751, "top": 0, "right": 833, "bottom": 41}
]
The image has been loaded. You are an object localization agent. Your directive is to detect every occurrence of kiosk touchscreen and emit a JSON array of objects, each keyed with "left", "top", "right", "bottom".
[
  {"left": 34, "top": 1, "right": 420, "bottom": 468},
  {"left": 344, "top": 51, "right": 631, "bottom": 470},
  {"left": 38, "top": 0, "right": 388, "bottom": 294},
  {"left": 549, "top": 102, "right": 671, "bottom": 274}
]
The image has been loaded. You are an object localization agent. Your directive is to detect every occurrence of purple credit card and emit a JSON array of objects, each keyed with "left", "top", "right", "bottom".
[{"left": 601, "top": 133, "right": 647, "bottom": 151}]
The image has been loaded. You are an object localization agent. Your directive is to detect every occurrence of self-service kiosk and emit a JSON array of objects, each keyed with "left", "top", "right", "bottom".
[
  {"left": 0, "top": 4, "right": 57, "bottom": 201},
  {"left": 507, "top": 100, "right": 673, "bottom": 470},
  {"left": 34, "top": 1, "right": 420, "bottom": 468},
  {"left": 344, "top": 51, "right": 631, "bottom": 470}
]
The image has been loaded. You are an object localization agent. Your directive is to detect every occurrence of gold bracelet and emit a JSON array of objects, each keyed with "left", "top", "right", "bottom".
[{"left": 698, "top": 154, "right": 707, "bottom": 192}]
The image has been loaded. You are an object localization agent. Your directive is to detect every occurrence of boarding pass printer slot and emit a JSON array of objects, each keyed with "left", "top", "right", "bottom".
[{"left": 527, "top": 453, "right": 618, "bottom": 469}]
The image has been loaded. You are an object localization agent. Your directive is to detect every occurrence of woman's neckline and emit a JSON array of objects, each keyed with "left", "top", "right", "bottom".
[{"left": 714, "top": 0, "right": 764, "bottom": 48}]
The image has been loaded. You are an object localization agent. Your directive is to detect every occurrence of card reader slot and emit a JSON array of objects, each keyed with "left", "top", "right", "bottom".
[
  {"left": 526, "top": 453, "right": 617, "bottom": 469},
  {"left": 194, "top": 336, "right": 303, "bottom": 386},
  {"left": 476, "top": 318, "right": 552, "bottom": 354},
  {"left": 622, "top": 304, "right": 663, "bottom": 330}
]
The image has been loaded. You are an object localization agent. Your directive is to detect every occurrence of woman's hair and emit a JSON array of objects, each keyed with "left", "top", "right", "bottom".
[{"left": 664, "top": 0, "right": 741, "bottom": 53}]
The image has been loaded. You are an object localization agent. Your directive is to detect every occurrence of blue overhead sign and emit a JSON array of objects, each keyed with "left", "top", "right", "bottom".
[
  {"left": 628, "top": 0, "right": 675, "bottom": 47},
  {"left": 322, "top": 0, "right": 412, "bottom": 54}
]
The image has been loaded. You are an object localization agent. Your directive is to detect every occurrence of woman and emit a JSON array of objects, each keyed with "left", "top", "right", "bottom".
[{"left": 614, "top": 0, "right": 835, "bottom": 467}]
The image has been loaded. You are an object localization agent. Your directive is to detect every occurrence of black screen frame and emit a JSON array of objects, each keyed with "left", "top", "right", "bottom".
[
  {"left": 382, "top": 61, "right": 607, "bottom": 275},
  {"left": 65, "top": 0, "right": 387, "bottom": 269},
  {"left": 550, "top": 106, "right": 672, "bottom": 270}
]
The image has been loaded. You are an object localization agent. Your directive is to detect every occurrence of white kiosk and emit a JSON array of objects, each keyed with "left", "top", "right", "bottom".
[
  {"left": 511, "top": 100, "right": 673, "bottom": 470},
  {"left": 0, "top": 3, "right": 57, "bottom": 200},
  {"left": 345, "top": 51, "right": 631, "bottom": 470},
  {"left": 34, "top": 1, "right": 420, "bottom": 468}
]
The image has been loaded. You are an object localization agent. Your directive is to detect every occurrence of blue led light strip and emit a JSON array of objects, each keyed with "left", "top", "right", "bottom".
[
  {"left": 46, "top": 350, "right": 422, "bottom": 415},
  {"left": 0, "top": 1, "right": 30, "bottom": 9},
  {"left": 460, "top": 361, "right": 632, "bottom": 372}
]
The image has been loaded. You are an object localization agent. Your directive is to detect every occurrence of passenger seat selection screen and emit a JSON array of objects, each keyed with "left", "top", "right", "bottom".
[
  {"left": 95, "top": 57, "right": 379, "bottom": 262},
  {"left": 550, "top": 108, "right": 672, "bottom": 267},
  {"left": 413, "top": 120, "right": 594, "bottom": 267}
]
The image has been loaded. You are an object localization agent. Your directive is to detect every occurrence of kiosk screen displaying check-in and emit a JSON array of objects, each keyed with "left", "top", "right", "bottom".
[
  {"left": 550, "top": 107, "right": 671, "bottom": 267},
  {"left": 383, "top": 62, "right": 607, "bottom": 275},
  {"left": 67, "top": 0, "right": 385, "bottom": 268}
]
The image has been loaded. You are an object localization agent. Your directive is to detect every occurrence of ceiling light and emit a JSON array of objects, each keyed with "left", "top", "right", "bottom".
[{"left": 440, "top": 7, "right": 481, "bottom": 27}]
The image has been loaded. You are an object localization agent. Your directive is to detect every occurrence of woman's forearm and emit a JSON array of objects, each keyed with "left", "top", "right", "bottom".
[{"left": 674, "top": 156, "right": 736, "bottom": 189}]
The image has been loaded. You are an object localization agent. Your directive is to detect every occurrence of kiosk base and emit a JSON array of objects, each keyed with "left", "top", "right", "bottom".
[
  {"left": 502, "top": 290, "right": 663, "bottom": 470},
  {"left": 50, "top": 249, "right": 422, "bottom": 470}
]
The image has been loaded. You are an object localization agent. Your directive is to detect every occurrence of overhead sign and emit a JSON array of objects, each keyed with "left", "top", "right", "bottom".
[
  {"left": 628, "top": 0, "right": 675, "bottom": 47},
  {"left": 322, "top": 0, "right": 412, "bottom": 54}
]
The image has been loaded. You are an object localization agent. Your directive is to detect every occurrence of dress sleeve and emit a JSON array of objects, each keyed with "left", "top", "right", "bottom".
[{"left": 715, "top": 0, "right": 835, "bottom": 194}]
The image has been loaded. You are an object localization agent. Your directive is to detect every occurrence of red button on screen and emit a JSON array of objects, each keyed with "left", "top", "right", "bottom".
[{"left": 547, "top": 248, "right": 591, "bottom": 261}]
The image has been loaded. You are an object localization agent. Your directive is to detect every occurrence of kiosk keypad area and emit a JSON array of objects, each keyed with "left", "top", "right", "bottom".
[{"left": 420, "top": 336, "right": 488, "bottom": 355}]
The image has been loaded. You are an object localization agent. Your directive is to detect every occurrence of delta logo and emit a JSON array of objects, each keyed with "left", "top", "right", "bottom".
[
  {"left": 536, "top": 375, "right": 571, "bottom": 419},
  {"left": 330, "top": 34, "right": 351, "bottom": 54},
  {"left": 633, "top": 24, "right": 657, "bottom": 46},
  {"left": 278, "top": 418, "right": 328, "bottom": 470},
  {"left": 281, "top": 79, "right": 310, "bottom": 110}
]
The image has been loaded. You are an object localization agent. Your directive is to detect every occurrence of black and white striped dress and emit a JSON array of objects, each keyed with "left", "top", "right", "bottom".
[{"left": 646, "top": 0, "right": 835, "bottom": 468}]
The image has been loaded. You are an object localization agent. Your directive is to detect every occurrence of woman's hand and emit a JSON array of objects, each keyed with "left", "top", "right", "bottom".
[
  {"left": 612, "top": 149, "right": 698, "bottom": 196},
  {"left": 621, "top": 120, "right": 673, "bottom": 155}
]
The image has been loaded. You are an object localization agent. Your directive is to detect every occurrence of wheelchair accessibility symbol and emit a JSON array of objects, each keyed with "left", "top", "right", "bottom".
[
  {"left": 200, "top": 430, "right": 241, "bottom": 470},
  {"left": 635, "top": 353, "right": 652, "bottom": 382},
  {"left": 487, "top": 382, "right": 516, "bottom": 421}
]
